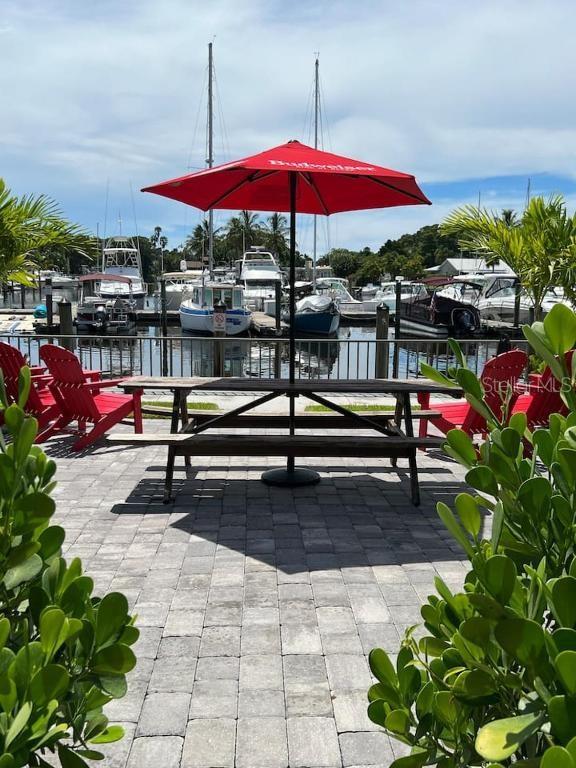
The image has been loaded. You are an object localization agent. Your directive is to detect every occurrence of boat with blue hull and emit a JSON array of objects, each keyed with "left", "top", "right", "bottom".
[
  {"left": 179, "top": 282, "right": 251, "bottom": 335},
  {"left": 290, "top": 294, "right": 340, "bottom": 336}
]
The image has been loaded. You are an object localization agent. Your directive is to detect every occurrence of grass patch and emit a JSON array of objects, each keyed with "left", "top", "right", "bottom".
[
  {"left": 143, "top": 400, "right": 219, "bottom": 419},
  {"left": 305, "top": 403, "right": 395, "bottom": 412}
]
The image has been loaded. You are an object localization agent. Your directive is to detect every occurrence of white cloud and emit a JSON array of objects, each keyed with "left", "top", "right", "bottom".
[{"left": 1, "top": 0, "right": 576, "bottom": 248}]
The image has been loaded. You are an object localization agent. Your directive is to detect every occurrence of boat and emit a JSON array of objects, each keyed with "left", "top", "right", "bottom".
[
  {"left": 159, "top": 270, "right": 203, "bottom": 310},
  {"left": 98, "top": 236, "right": 147, "bottom": 308},
  {"left": 74, "top": 274, "right": 137, "bottom": 335},
  {"left": 366, "top": 281, "right": 428, "bottom": 315},
  {"left": 397, "top": 282, "right": 481, "bottom": 338},
  {"left": 236, "top": 247, "right": 285, "bottom": 310},
  {"left": 315, "top": 277, "right": 375, "bottom": 321},
  {"left": 179, "top": 282, "right": 251, "bottom": 335},
  {"left": 289, "top": 293, "right": 340, "bottom": 336},
  {"left": 472, "top": 275, "right": 572, "bottom": 324}
]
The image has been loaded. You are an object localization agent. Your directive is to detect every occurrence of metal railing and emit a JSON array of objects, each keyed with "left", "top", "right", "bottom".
[{"left": 1, "top": 333, "right": 530, "bottom": 382}]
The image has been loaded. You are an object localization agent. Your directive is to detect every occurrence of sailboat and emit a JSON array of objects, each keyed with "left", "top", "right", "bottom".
[
  {"left": 179, "top": 42, "right": 252, "bottom": 335},
  {"left": 292, "top": 57, "right": 340, "bottom": 337}
]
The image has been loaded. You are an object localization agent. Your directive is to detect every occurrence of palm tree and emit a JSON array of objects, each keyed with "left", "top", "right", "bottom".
[
  {"left": 239, "top": 210, "right": 262, "bottom": 251},
  {"left": 441, "top": 195, "right": 576, "bottom": 319},
  {"left": 265, "top": 213, "right": 289, "bottom": 260},
  {"left": 0, "top": 178, "right": 93, "bottom": 285}
]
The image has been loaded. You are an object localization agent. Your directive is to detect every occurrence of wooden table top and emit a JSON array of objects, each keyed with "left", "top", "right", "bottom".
[{"left": 120, "top": 376, "right": 462, "bottom": 396}]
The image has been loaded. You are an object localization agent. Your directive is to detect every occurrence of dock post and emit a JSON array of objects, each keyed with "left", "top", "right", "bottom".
[
  {"left": 392, "top": 279, "right": 402, "bottom": 378},
  {"left": 274, "top": 281, "right": 282, "bottom": 377},
  {"left": 213, "top": 299, "right": 226, "bottom": 377},
  {"left": 45, "top": 278, "right": 53, "bottom": 327},
  {"left": 20, "top": 285, "right": 26, "bottom": 309},
  {"left": 375, "top": 304, "right": 389, "bottom": 378},
  {"left": 513, "top": 281, "right": 522, "bottom": 328},
  {"left": 57, "top": 300, "right": 75, "bottom": 351},
  {"left": 160, "top": 279, "right": 168, "bottom": 377}
]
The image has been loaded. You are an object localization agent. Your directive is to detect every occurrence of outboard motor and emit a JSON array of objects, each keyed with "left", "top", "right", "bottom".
[
  {"left": 95, "top": 305, "right": 108, "bottom": 327},
  {"left": 452, "top": 308, "right": 478, "bottom": 335}
]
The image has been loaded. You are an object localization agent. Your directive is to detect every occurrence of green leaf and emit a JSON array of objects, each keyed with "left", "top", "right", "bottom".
[
  {"left": 483, "top": 555, "right": 517, "bottom": 604},
  {"left": 367, "top": 699, "right": 388, "bottom": 728},
  {"left": 17, "top": 367, "right": 31, "bottom": 410},
  {"left": 518, "top": 477, "right": 552, "bottom": 519},
  {"left": 543, "top": 304, "right": 576, "bottom": 356},
  {"left": 466, "top": 465, "right": 499, "bottom": 497},
  {"left": 0, "top": 754, "right": 16, "bottom": 768},
  {"left": 369, "top": 648, "right": 398, "bottom": 687},
  {"left": 552, "top": 577, "right": 576, "bottom": 627},
  {"left": 523, "top": 324, "right": 564, "bottom": 380},
  {"left": 433, "top": 691, "right": 458, "bottom": 726},
  {"left": 0, "top": 619, "right": 10, "bottom": 651},
  {"left": 553, "top": 629, "right": 576, "bottom": 654},
  {"left": 99, "top": 674, "right": 127, "bottom": 699},
  {"left": 385, "top": 709, "right": 410, "bottom": 735},
  {"left": 38, "top": 526, "right": 65, "bottom": 560},
  {"left": 436, "top": 502, "right": 473, "bottom": 557},
  {"left": 389, "top": 755, "right": 427, "bottom": 768},
  {"left": 453, "top": 669, "right": 498, "bottom": 704},
  {"left": 509, "top": 410, "right": 527, "bottom": 435},
  {"left": 491, "top": 500, "right": 504, "bottom": 551},
  {"left": 57, "top": 745, "right": 90, "bottom": 768},
  {"left": 95, "top": 593, "right": 129, "bottom": 649},
  {"left": 92, "top": 644, "right": 136, "bottom": 675},
  {"left": 475, "top": 711, "right": 545, "bottom": 761},
  {"left": 556, "top": 651, "right": 576, "bottom": 695},
  {"left": 454, "top": 493, "right": 481, "bottom": 538},
  {"left": 550, "top": 695, "right": 576, "bottom": 743},
  {"left": 29, "top": 665, "right": 70, "bottom": 706},
  {"left": 3, "top": 553, "right": 42, "bottom": 589},
  {"left": 5, "top": 702, "right": 32, "bottom": 749},
  {"left": 495, "top": 618, "right": 545, "bottom": 667},
  {"left": 40, "top": 608, "right": 68, "bottom": 661},
  {"left": 420, "top": 363, "right": 455, "bottom": 387},
  {"left": 445, "top": 429, "right": 477, "bottom": 465},
  {"left": 541, "top": 746, "right": 575, "bottom": 768}
]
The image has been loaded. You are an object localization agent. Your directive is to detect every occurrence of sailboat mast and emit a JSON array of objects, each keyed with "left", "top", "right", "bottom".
[
  {"left": 312, "top": 55, "right": 319, "bottom": 287},
  {"left": 207, "top": 41, "right": 214, "bottom": 278}
]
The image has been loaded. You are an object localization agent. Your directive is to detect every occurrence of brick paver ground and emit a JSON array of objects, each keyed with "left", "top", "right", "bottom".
[{"left": 47, "top": 424, "right": 473, "bottom": 768}]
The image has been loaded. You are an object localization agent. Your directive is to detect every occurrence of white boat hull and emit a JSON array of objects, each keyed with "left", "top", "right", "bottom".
[{"left": 180, "top": 303, "right": 251, "bottom": 335}]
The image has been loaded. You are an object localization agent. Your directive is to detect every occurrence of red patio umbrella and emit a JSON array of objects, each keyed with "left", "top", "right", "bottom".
[{"left": 143, "top": 139, "right": 430, "bottom": 485}]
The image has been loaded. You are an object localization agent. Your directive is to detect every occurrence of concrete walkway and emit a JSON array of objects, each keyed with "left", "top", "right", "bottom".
[{"left": 48, "top": 424, "right": 470, "bottom": 768}]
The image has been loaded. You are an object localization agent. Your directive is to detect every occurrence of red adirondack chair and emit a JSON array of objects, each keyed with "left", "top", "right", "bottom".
[
  {"left": 0, "top": 342, "right": 60, "bottom": 438},
  {"left": 418, "top": 348, "right": 528, "bottom": 438},
  {"left": 512, "top": 350, "right": 573, "bottom": 429},
  {"left": 39, "top": 344, "right": 143, "bottom": 450}
]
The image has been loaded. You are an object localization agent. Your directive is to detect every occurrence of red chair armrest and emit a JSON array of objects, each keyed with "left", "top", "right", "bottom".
[
  {"left": 83, "top": 370, "right": 102, "bottom": 382},
  {"left": 83, "top": 379, "right": 124, "bottom": 390}
]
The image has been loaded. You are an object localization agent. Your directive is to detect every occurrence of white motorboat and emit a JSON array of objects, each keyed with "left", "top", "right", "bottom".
[
  {"left": 438, "top": 274, "right": 574, "bottom": 324},
  {"left": 74, "top": 274, "right": 137, "bottom": 335},
  {"left": 314, "top": 277, "right": 375, "bottom": 320},
  {"left": 179, "top": 282, "right": 251, "bottom": 335},
  {"left": 367, "top": 281, "right": 428, "bottom": 314},
  {"left": 159, "top": 270, "right": 203, "bottom": 310},
  {"left": 236, "top": 247, "right": 285, "bottom": 310},
  {"left": 99, "top": 236, "right": 147, "bottom": 308}
]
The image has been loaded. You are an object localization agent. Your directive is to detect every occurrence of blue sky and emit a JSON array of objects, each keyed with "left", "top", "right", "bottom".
[{"left": 2, "top": 0, "right": 576, "bottom": 255}]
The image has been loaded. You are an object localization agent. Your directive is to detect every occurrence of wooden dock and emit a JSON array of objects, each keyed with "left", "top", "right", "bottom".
[
  {"left": 135, "top": 309, "right": 180, "bottom": 324},
  {"left": 250, "top": 312, "right": 287, "bottom": 336}
]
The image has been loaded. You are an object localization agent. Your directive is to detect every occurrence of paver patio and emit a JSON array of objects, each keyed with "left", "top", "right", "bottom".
[{"left": 47, "top": 422, "right": 475, "bottom": 768}]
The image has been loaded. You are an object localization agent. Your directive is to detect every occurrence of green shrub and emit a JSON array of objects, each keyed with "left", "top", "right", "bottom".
[
  {"left": 0, "top": 367, "right": 137, "bottom": 767},
  {"left": 367, "top": 304, "right": 576, "bottom": 767}
]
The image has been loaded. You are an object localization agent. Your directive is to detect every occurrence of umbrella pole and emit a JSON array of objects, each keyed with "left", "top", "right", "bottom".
[{"left": 262, "top": 172, "right": 320, "bottom": 488}]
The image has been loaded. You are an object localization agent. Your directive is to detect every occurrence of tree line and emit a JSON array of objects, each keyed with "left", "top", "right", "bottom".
[{"left": 2, "top": 176, "right": 576, "bottom": 318}]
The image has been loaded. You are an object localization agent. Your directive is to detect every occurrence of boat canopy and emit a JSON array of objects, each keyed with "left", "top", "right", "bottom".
[{"left": 79, "top": 273, "right": 135, "bottom": 284}]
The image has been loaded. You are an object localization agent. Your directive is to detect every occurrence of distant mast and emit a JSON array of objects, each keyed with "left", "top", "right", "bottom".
[
  {"left": 312, "top": 55, "right": 319, "bottom": 288},
  {"left": 207, "top": 41, "right": 214, "bottom": 278}
]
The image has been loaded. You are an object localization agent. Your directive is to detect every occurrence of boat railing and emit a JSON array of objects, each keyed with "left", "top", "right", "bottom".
[{"left": 1, "top": 332, "right": 531, "bottom": 383}]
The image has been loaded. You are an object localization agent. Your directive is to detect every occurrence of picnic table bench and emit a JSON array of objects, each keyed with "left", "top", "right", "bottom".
[{"left": 109, "top": 376, "right": 462, "bottom": 506}]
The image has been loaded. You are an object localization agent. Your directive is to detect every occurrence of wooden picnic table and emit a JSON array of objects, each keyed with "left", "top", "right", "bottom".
[{"left": 115, "top": 376, "right": 462, "bottom": 505}]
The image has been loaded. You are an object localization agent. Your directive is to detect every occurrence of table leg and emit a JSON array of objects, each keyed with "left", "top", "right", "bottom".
[
  {"left": 402, "top": 392, "right": 420, "bottom": 506},
  {"left": 179, "top": 393, "right": 191, "bottom": 468},
  {"left": 170, "top": 391, "right": 181, "bottom": 434},
  {"left": 163, "top": 446, "right": 175, "bottom": 504}
]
